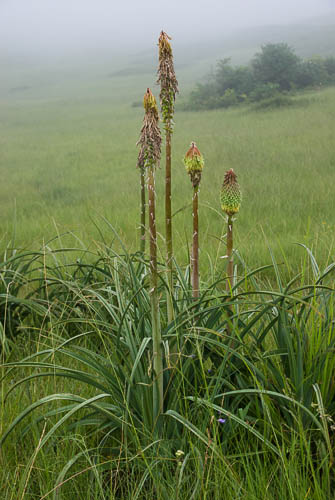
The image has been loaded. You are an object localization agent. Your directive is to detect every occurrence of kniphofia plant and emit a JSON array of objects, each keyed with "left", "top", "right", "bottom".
[
  {"left": 157, "top": 31, "right": 179, "bottom": 321},
  {"left": 137, "top": 88, "right": 163, "bottom": 421}
]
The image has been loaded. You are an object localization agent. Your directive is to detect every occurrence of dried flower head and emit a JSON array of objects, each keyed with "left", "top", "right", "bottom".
[
  {"left": 183, "top": 142, "right": 204, "bottom": 188},
  {"left": 137, "top": 88, "right": 161, "bottom": 170},
  {"left": 157, "top": 31, "right": 179, "bottom": 129},
  {"left": 220, "top": 169, "right": 241, "bottom": 216}
]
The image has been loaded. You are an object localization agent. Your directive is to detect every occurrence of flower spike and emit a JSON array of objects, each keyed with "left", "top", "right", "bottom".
[{"left": 220, "top": 169, "right": 241, "bottom": 216}]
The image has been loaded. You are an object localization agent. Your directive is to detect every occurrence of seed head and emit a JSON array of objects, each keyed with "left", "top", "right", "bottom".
[
  {"left": 220, "top": 169, "right": 241, "bottom": 216},
  {"left": 137, "top": 88, "right": 161, "bottom": 170},
  {"left": 183, "top": 142, "right": 204, "bottom": 188}
]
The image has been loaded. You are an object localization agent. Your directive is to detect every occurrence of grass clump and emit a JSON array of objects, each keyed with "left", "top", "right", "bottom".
[
  {"left": 1, "top": 239, "right": 334, "bottom": 498},
  {"left": 252, "top": 93, "right": 295, "bottom": 109}
]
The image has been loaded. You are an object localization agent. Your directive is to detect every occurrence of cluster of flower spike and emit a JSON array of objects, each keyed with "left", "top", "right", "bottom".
[
  {"left": 183, "top": 142, "right": 204, "bottom": 188},
  {"left": 137, "top": 88, "right": 162, "bottom": 170},
  {"left": 220, "top": 169, "right": 242, "bottom": 216},
  {"left": 157, "top": 31, "right": 179, "bottom": 130}
]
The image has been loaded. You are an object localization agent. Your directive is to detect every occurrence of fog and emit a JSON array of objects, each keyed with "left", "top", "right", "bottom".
[{"left": 0, "top": 0, "right": 334, "bottom": 58}]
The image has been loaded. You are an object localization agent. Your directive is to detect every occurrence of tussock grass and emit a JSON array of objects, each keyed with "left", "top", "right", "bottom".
[{"left": 1, "top": 239, "right": 334, "bottom": 498}]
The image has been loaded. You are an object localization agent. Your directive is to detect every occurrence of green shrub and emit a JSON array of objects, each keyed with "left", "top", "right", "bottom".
[
  {"left": 249, "top": 82, "right": 280, "bottom": 102},
  {"left": 219, "top": 88, "right": 238, "bottom": 107},
  {"left": 324, "top": 56, "right": 335, "bottom": 80},
  {"left": 251, "top": 43, "right": 300, "bottom": 91},
  {"left": 215, "top": 58, "right": 256, "bottom": 95},
  {"left": 294, "top": 57, "right": 329, "bottom": 88}
]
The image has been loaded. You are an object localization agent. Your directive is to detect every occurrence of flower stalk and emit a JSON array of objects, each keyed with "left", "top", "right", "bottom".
[
  {"left": 192, "top": 184, "right": 200, "bottom": 298},
  {"left": 140, "top": 167, "right": 146, "bottom": 253},
  {"left": 157, "top": 31, "right": 179, "bottom": 321},
  {"left": 226, "top": 214, "right": 234, "bottom": 292},
  {"left": 137, "top": 88, "right": 163, "bottom": 421},
  {"left": 136, "top": 159, "right": 146, "bottom": 254},
  {"left": 183, "top": 142, "right": 204, "bottom": 299}
]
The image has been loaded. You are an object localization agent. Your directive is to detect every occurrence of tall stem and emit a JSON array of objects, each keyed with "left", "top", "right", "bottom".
[
  {"left": 192, "top": 185, "right": 199, "bottom": 299},
  {"left": 148, "top": 165, "right": 163, "bottom": 421},
  {"left": 140, "top": 167, "right": 146, "bottom": 254},
  {"left": 226, "top": 215, "right": 234, "bottom": 293},
  {"left": 165, "top": 130, "right": 174, "bottom": 322}
]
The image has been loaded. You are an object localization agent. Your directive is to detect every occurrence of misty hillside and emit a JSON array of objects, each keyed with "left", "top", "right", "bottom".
[
  {"left": 217, "top": 15, "right": 335, "bottom": 62},
  {"left": 1, "top": 14, "right": 335, "bottom": 99},
  {"left": 99, "top": 15, "right": 335, "bottom": 92}
]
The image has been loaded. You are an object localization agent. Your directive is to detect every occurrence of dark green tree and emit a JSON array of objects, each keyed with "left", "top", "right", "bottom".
[
  {"left": 252, "top": 43, "right": 300, "bottom": 90},
  {"left": 215, "top": 58, "right": 255, "bottom": 95},
  {"left": 324, "top": 56, "right": 335, "bottom": 81},
  {"left": 294, "top": 57, "right": 329, "bottom": 88}
]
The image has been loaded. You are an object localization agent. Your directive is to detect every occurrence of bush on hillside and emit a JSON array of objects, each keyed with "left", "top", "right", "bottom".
[
  {"left": 294, "top": 57, "right": 329, "bottom": 88},
  {"left": 215, "top": 58, "right": 256, "bottom": 95},
  {"left": 187, "top": 43, "right": 335, "bottom": 110},
  {"left": 324, "top": 56, "right": 335, "bottom": 80},
  {"left": 249, "top": 82, "right": 280, "bottom": 102},
  {"left": 252, "top": 43, "right": 300, "bottom": 91}
]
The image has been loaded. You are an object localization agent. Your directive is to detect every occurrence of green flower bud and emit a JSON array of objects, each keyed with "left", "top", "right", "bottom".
[
  {"left": 220, "top": 169, "right": 241, "bottom": 215},
  {"left": 183, "top": 142, "right": 204, "bottom": 187},
  {"left": 143, "top": 88, "right": 159, "bottom": 118}
]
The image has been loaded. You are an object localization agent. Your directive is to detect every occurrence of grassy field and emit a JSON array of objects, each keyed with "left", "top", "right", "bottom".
[
  {"left": 1, "top": 56, "right": 335, "bottom": 279},
  {"left": 1, "top": 36, "right": 335, "bottom": 498}
]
